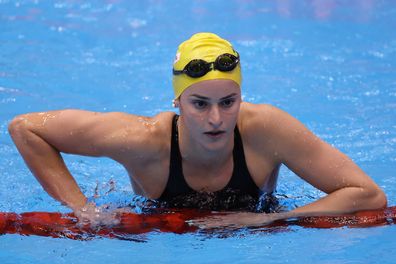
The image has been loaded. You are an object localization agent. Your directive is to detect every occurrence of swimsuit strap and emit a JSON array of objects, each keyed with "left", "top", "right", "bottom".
[
  {"left": 159, "top": 114, "right": 193, "bottom": 200},
  {"left": 225, "top": 125, "right": 261, "bottom": 198}
]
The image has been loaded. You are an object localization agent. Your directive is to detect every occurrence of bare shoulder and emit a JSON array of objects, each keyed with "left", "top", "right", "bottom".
[
  {"left": 239, "top": 102, "right": 323, "bottom": 162},
  {"left": 54, "top": 110, "right": 175, "bottom": 150},
  {"left": 238, "top": 102, "right": 307, "bottom": 160},
  {"left": 11, "top": 109, "right": 176, "bottom": 163},
  {"left": 238, "top": 102, "right": 286, "bottom": 136},
  {"left": 102, "top": 111, "right": 174, "bottom": 136},
  {"left": 101, "top": 111, "right": 175, "bottom": 162}
]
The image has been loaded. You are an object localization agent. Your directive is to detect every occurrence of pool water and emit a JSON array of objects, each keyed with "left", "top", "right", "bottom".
[{"left": 1, "top": 0, "right": 396, "bottom": 263}]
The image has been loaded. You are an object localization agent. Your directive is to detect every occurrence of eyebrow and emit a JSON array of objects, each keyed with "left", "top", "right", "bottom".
[{"left": 190, "top": 93, "right": 238, "bottom": 100}]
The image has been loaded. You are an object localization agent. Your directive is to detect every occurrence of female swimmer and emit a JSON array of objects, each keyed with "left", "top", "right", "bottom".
[{"left": 8, "top": 33, "right": 387, "bottom": 228}]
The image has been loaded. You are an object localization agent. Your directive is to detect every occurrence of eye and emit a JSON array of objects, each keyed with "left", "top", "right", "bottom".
[
  {"left": 220, "top": 98, "right": 235, "bottom": 108},
  {"left": 192, "top": 100, "right": 208, "bottom": 109}
]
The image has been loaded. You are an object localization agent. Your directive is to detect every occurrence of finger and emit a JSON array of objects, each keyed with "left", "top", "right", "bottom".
[
  {"left": 187, "top": 219, "right": 238, "bottom": 229},
  {"left": 186, "top": 220, "right": 217, "bottom": 229}
]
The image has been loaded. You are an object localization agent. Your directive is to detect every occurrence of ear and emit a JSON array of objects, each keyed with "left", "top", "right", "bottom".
[{"left": 172, "top": 99, "right": 180, "bottom": 108}]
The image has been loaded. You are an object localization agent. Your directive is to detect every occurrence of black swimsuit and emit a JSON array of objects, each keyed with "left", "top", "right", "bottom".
[{"left": 158, "top": 115, "right": 277, "bottom": 212}]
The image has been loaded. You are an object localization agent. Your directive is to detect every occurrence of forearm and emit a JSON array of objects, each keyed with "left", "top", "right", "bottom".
[
  {"left": 9, "top": 119, "right": 87, "bottom": 210},
  {"left": 285, "top": 186, "right": 387, "bottom": 218}
]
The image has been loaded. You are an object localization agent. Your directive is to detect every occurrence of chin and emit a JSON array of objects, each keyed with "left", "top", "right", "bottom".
[{"left": 200, "top": 136, "right": 230, "bottom": 152}]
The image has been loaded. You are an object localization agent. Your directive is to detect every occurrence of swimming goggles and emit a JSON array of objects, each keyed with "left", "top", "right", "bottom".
[{"left": 172, "top": 53, "right": 240, "bottom": 78}]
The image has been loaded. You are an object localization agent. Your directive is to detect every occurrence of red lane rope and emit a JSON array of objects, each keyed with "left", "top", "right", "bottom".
[{"left": 1, "top": 206, "right": 395, "bottom": 240}]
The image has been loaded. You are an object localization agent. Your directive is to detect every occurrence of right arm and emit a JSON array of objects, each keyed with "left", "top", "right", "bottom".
[{"left": 8, "top": 109, "right": 153, "bottom": 211}]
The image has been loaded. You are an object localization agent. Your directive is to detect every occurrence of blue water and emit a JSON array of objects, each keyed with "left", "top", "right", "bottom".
[{"left": 1, "top": 0, "right": 396, "bottom": 263}]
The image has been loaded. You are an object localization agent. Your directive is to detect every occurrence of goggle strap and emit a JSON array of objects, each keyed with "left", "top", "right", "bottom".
[{"left": 172, "top": 53, "right": 239, "bottom": 78}]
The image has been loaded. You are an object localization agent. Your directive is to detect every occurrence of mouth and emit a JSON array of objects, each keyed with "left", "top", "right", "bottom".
[{"left": 204, "top": 130, "right": 226, "bottom": 138}]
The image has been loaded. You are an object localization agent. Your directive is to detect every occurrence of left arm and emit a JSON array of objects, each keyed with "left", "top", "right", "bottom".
[
  {"left": 192, "top": 105, "right": 387, "bottom": 228},
  {"left": 272, "top": 106, "right": 387, "bottom": 216}
]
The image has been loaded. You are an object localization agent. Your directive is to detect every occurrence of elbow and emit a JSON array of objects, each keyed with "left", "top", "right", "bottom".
[
  {"left": 376, "top": 189, "right": 388, "bottom": 209},
  {"left": 8, "top": 114, "right": 31, "bottom": 140},
  {"left": 367, "top": 186, "right": 387, "bottom": 210}
]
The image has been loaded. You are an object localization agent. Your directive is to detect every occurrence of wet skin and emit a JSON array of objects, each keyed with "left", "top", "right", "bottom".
[{"left": 8, "top": 79, "right": 387, "bottom": 227}]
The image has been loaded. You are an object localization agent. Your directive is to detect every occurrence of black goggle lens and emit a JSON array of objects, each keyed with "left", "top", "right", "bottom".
[
  {"left": 173, "top": 53, "right": 239, "bottom": 78},
  {"left": 185, "top": 60, "right": 210, "bottom": 78},
  {"left": 216, "top": 54, "right": 237, "bottom": 71}
]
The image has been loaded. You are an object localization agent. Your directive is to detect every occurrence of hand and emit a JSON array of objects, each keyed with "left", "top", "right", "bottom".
[
  {"left": 188, "top": 212, "right": 289, "bottom": 229},
  {"left": 73, "top": 202, "right": 120, "bottom": 228}
]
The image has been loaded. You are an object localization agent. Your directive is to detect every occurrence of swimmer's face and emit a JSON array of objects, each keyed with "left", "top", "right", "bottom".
[{"left": 177, "top": 79, "right": 241, "bottom": 151}]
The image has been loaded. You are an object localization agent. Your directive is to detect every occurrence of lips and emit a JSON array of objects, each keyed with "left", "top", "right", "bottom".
[{"left": 204, "top": 130, "right": 226, "bottom": 137}]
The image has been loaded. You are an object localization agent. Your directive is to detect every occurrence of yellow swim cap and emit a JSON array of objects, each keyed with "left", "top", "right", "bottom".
[{"left": 172, "top": 32, "right": 242, "bottom": 99}]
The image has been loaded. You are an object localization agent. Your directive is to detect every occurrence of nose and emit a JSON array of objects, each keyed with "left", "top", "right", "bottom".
[{"left": 208, "top": 105, "right": 223, "bottom": 128}]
